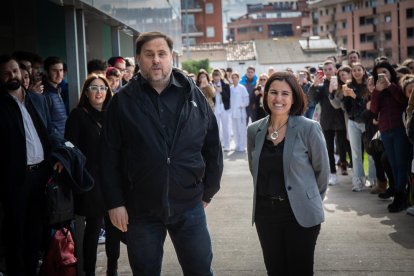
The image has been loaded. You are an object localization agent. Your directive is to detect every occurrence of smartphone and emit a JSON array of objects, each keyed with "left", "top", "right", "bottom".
[
  {"left": 378, "top": 73, "right": 385, "bottom": 81},
  {"left": 299, "top": 72, "right": 305, "bottom": 81},
  {"left": 317, "top": 70, "right": 324, "bottom": 78}
]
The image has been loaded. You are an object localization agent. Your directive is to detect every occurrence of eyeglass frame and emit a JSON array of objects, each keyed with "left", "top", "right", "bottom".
[{"left": 87, "top": 85, "right": 108, "bottom": 92}]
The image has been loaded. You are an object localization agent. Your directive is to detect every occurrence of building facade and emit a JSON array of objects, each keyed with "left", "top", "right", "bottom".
[
  {"left": 303, "top": 0, "right": 414, "bottom": 66},
  {"left": 181, "top": 0, "right": 223, "bottom": 46},
  {"left": 227, "top": 1, "right": 305, "bottom": 42}
]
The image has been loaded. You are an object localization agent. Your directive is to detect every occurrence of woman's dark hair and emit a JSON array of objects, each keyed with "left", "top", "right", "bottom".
[
  {"left": 372, "top": 61, "right": 398, "bottom": 84},
  {"left": 396, "top": 66, "right": 411, "bottom": 76},
  {"left": 263, "top": 71, "right": 307, "bottom": 116},
  {"left": 350, "top": 63, "right": 369, "bottom": 99},
  {"left": 196, "top": 69, "right": 211, "bottom": 86},
  {"left": 19, "top": 62, "right": 32, "bottom": 88},
  {"left": 78, "top": 74, "right": 112, "bottom": 109},
  {"left": 336, "top": 65, "right": 352, "bottom": 86}
]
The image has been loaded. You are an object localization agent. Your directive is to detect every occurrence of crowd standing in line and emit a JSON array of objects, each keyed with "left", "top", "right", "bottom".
[{"left": 1, "top": 38, "right": 414, "bottom": 276}]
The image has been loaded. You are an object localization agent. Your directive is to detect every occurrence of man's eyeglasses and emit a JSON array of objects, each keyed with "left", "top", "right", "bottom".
[{"left": 88, "top": 85, "right": 108, "bottom": 93}]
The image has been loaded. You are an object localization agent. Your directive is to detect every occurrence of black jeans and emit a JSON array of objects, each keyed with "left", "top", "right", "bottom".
[
  {"left": 83, "top": 216, "right": 103, "bottom": 274},
  {"left": 323, "top": 129, "right": 347, "bottom": 173},
  {"left": 255, "top": 196, "right": 320, "bottom": 276},
  {"left": 3, "top": 163, "right": 48, "bottom": 276},
  {"left": 104, "top": 214, "right": 125, "bottom": 274}
]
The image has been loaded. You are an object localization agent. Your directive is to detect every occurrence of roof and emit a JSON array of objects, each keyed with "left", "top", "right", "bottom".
[
  {"left": 184, "top": 41, "right": 256, "bottom": 62},
  {"left": 255, "top": 37, "right": 338, "bottom": 64}
]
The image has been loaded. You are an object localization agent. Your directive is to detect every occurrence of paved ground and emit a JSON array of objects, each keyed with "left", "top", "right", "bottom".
[{"left": 95, "top": 151, "right": 414, "bottom": 275}]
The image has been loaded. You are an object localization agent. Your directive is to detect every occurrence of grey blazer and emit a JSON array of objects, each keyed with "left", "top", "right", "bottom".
[{"left": 247, "top": 115, "right": 329, "bottom": 228}]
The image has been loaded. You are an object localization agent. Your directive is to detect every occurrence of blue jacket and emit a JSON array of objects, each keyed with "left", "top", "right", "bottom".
[{"left": 44, "top": 81, "right": 68, "bottom": 137}]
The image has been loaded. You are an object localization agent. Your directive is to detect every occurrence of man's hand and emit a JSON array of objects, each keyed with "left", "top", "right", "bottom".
[
  {"left": 53, "top": 161, "right": 64, "bottom": 173},
  {"left": 108, "top": 206, "right": 129, "bottom": 232},
  {"left": 30, "top": 81, "right": 44, "bottom": 94},
  {"left": 203, "top": 201, "right": 209, "bottom": 208},
  {"left": 312, "top": 74, "right": 323, "bottom": 87}
]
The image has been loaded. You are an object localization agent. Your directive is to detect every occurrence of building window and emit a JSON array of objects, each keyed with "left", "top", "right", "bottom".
[
  {"left": 205, "top": 3, "right": 213, "bottom": 14},
  {"left": 384, "top": 32, "right": 392, "bottom": 40},
  {"left": 182, "top": 14, "right": 196, "bottom": 32},
  {"left": 361, "top": 50, "right": 377, "bottom": 59},
  {"left": 384, "top": 14, "right": 391, "bottom": 23},
  {"left": 408, "top": 28, "right": 414, "bottom": 38},
  {"left": 320, "top": 25, "right": 324, "bottom": 32},
  {"left": 408, "top": 46, "right": 414, "bottom": 57},
  {"left": 343, "top": 37, "right": 348, "bottom": 45},
  {"left": 257, "top": 26, "right": 263, "bottom": 32},
  {"left": 342, "top": 4, "right": 352, "bottom": 13},
  {"left": 183, "top": 37, "right": 196, "bottom": 46},
  {"left": 319, "top": 10, "right": 323, "bottom": 16},
  {"left": 312, "top": 26, "right": 318, "bottom": 35},
  {"left": 238, "top": 27, "right": 248, "bottom": 34},
  {"left": 206, "top": 27, "right": 215, "bottom": 37},
  {"left": 360, "top": 16, "right": 374, "bottom": 25},
  {"left": 407, "top": 8, "right": 414, "bottom": 19},
  {"left": 385, "top": 0, "right": 396, "bottom": 4},
  {"left": 342, "top": 21, "right": 347, "bottom": 29},
  {"left": 325, "top": 9, "right": 329, "bottom": 15},
  {"left": 366, "top": 0, "right": 377, "bottom": 8},
  {"left": 360, "top": 33, "right": 375, "bottom": 43}
]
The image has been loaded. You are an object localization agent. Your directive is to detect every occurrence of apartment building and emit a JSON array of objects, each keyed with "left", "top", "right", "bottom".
[
  {"left": 227, "top": 1, "right": 306, "bottom": 42},
  {"left": 181, "top": 0, "right": 223, "bottom": 45},
  {"left": 303, "top": 0, "right": 414, "bottom": 66}
]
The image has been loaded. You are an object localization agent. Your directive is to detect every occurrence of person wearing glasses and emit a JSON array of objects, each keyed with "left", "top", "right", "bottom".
[
  {"left": 65, "top": 74, "right": 113, "bottom": 276},
  {"left": 253, "top": 73, "right": 269, "bottom": 120}
]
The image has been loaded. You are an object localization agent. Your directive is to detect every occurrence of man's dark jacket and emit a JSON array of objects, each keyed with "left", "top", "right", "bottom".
[
  {"left": 212, "top": 79, "right": 231, "bottom": 110},
  {"left": 100, "top": 69, "right": 223, "bottom": 220},
  {"left": 0, "top": 90, "right": 56, "bottom": 206}
]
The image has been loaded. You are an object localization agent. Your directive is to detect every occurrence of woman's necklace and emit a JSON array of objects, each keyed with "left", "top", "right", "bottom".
[{"left": 270, "top": 119, "right": 288, "bottom": 141}]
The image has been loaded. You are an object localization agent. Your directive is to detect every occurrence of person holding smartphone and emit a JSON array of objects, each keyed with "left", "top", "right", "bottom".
[
  {"left": 309, "top": 60, "right": 348, "bottom": 186},
  {"left": 370, "top": 61, "right": 410, "bottom": 212}
]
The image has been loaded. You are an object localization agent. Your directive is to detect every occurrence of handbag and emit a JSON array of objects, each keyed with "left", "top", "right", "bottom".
[
  {"left": 45, "top": 171, "right": 74, "bottom": 225},
  {"left": 39, "top": 228, "right": 77, "bottom": 276},
  {"left": 365, "top": 131, "right": 384, "bottom": 156}
]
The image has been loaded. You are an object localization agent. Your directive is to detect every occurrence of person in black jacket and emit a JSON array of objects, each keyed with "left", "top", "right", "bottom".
[
  {"left": 65, "top": 74, "right": 112, "bottom": 276},
  {"left": 309, "top": 60, "right": 348, "bottom": 186},
  {"left": 0, "top": 55, "right": 63, "bottom": 276},
  {"left": 100, "top": 31, "right": 223, "bottom": 275}
]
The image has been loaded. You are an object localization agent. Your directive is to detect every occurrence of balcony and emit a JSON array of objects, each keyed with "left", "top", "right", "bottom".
[
  {"left": 319, "top": 14, "right": 334, "bottom": 24},
  {"left": 181, "top": 25, "right": 204, "bottom": 37},
  {"left": 181, "top": 0, "right": 203, "bottom": 13},
  {"left": 358, "top": 24, "right": 374, "bottom": 33}
]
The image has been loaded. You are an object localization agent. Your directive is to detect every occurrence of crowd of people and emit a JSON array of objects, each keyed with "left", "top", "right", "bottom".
[{"left": 0, "top": 30, "right": 414, "bottom": 276}]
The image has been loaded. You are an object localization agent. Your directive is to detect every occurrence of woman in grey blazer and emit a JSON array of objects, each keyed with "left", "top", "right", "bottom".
[{"left": 247, "top": 72, "right": 329, "bottom": 276}]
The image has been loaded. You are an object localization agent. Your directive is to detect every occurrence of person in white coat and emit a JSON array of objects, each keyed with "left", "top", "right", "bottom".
[{"left": 230, "top": 72, "right": 250, "bottom": 152}]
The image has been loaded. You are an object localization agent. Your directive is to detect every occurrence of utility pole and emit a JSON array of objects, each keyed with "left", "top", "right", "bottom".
[{"left": 184, "top": 0, "right": 190, "bottom": 60}]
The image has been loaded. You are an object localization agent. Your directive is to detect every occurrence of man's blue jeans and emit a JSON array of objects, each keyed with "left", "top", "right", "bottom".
[{"left": 125, "top": 203, "right": 213, "bottom": 276}]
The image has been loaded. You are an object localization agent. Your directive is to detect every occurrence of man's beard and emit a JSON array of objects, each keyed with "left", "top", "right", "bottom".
[{"left": 1, "top": 79, "right": 21, "bottom": 91}]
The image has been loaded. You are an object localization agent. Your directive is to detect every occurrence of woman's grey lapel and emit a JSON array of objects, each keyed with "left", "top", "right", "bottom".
[
  {"left": 252, "top": 117, "right": 269, "bottom": 183},
  {"left": 283, "top": 116, "right": 300, "bottom": 172}
]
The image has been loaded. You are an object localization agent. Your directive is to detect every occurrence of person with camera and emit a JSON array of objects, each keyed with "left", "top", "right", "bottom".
[
  {"left": 309, "top": 60, "right": 348, "bottom": 186},
  {"left": 370, "top": 61, "right": 410, "bottom": 212}
]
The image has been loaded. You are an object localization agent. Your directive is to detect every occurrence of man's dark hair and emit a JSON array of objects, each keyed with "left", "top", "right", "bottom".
[
  {"left": 263, "top": 71, "right": 307, "bottom": 116},
  {"left": 348, "top": 50, "right": 361, "bottom": 59},
  {"left": 87, "top": 59, "right": 107, "bottom": 74},
  {"left": 107, "top": 56, "right": 125, "bottom": 67},
  {"left": 135, "top": 32, "right": 173, "bottom": 55},
  {"left": 44, "top": 56, "right": 63, "bottom": 72},
  {"left": 0, "top": 54, "right": 18, "bottom": 67}
]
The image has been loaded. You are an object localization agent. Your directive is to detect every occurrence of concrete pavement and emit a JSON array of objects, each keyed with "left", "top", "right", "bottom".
[{"left": 95, "top": 151, "right": 414, "bottom": 275}]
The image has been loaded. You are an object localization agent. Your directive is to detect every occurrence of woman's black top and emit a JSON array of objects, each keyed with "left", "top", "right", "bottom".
[{"left": 257, "top": 138, "right": 287, "bottom": 197}]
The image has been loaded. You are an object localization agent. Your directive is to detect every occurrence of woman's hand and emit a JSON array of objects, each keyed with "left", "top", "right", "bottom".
[
  {"left": 375, "top": 76, "right": 391, "bottom": 92},
  {"left": 343, "top": 86, "right": 356, "bottom": 99}
]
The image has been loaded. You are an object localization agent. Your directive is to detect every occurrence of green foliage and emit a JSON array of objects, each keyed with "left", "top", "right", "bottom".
[{"left": 181, "top": 59, "right": 211, "bottom": 75}]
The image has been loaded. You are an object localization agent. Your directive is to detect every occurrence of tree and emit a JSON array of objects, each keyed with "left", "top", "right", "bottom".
[{"left": 181, "top": 59, "right": 211, "bottom": 75}]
